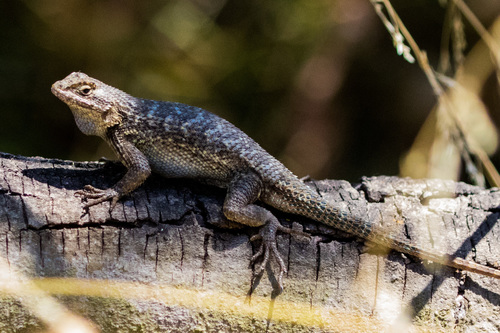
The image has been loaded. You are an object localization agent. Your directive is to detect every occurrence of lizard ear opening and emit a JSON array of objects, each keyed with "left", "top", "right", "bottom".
[{"left": 103, "top": 107, "right": 122, "bottom": 126}]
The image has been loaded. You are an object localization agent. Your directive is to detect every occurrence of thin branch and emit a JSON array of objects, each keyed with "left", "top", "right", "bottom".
[
  {"left": 452, "top": 0, "right": 500, "bottom": 64},
  {"left": 372, "top": 0, "right": 444, "bottom": 96}
]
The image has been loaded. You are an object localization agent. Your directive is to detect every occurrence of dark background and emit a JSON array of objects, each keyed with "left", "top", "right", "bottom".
[{"left": 1, "top": 0, "right": 499, "bottom": 182}]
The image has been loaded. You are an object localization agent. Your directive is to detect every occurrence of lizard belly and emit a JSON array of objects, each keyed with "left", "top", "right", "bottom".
[{"left": 140, "top": 142, "right": 233, "bottom": 185}]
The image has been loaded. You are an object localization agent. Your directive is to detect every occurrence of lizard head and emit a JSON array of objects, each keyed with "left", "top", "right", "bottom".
[{"left": 51, "top": 72, "right": 131, "bottom": 137}]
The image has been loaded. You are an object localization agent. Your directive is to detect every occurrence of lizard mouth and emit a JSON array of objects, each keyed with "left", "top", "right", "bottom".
[{"left": 51, "top": 82, "right": 91, "bottom": 111}]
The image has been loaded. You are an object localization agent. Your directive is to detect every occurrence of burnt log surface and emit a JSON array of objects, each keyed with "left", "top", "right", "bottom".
[{"left": 1, "top": 152, "right": 500, "bottom": 332}]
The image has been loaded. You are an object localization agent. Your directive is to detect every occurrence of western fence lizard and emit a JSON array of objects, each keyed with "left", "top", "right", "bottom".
[{"left": 52, "top": 72, "right": 500, "bottom": 289}]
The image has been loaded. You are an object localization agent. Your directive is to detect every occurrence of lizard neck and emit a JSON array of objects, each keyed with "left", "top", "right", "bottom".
[
  {"left": 69, "top": 104, "right": 125, "bottom": 138},
  {"left": 70, "top": 105, "right": 104, "bottom": 137}
]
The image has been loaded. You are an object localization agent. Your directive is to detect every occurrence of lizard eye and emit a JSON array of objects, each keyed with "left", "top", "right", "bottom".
[{"left": 79, "top": 85, "right": 93, "bottom": 96}]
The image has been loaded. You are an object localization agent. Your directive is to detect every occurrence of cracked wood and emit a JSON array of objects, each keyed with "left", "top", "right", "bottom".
[{"left": 1, "top": 152, "right": 500, "bottom": 331}]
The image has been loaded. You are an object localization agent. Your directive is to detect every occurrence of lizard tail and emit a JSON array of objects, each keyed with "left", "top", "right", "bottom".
[
  {"left": 367, "top": 229, "right": 500, "bottom": 279},
  {"left": 268, "top": 181, "right": 500, "bottom": 279}
]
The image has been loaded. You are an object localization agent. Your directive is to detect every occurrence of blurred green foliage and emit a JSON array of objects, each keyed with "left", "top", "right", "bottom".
[{"left": 1, "top": 0, "right": 499, "bottom": 181}]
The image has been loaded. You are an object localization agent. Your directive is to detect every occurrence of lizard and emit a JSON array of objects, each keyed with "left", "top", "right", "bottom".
[{"left": 51, "top": 71, "right": 500, "bottom": 289}]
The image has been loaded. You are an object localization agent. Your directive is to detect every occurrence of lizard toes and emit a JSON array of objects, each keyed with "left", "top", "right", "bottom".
[
  {"left": 75, "top": 187, "right": 121, "bottom": 209},
  {"left": 277, "top": 224, "right": 311, "bottom": 240},
  {"left": 253, "top": 243, "right": 269, "bottom": 278},
  {"left": 250, "top": 219, "right": 288, "bottom": 290},
  {"left": 75, "top": 191, "right": 105, "bottom": 199},
  {"left": 83, "top": 196, "right": 112, "bottom": 208},
  {"left": 75, "top": 185, "right": 106, "bottom": 199},
  {"left": 249, "top": 233, "right": 262, "bottom": 242},
  {"left": 250, "top": 243, "right": 264, "bottom": 264},
  {"left": 82, "top": 185, "right": 103, "bottom": 194}
]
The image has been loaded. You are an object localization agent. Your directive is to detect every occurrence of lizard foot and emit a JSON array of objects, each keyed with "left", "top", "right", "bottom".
[
  {"left": 75, "top": 185, "right": 120, "bottom": 210},
  {"left": 250, "top": 218, "right": 310, "bottom": 290}
]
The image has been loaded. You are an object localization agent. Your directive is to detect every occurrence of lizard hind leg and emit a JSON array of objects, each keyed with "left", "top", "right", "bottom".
[{"left": 223, "top": 172, "right": 306, "bottom": 290}]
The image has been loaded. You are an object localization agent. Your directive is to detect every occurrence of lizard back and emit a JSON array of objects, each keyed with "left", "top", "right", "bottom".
[{"left": 118, "top": 99, "right": 295, "bottom": 188}]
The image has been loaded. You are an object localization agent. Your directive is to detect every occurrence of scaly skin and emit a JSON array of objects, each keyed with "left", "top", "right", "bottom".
[{"left": 52, "top": 72, "right": 500, "bottom": 290}]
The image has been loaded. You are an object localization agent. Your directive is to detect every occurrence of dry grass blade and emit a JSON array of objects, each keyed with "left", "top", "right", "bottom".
[
  {"left": 371, "top": 0, "right": 500, "bottom": 186},
  {"left": 0, "top": 258, "right": 98, "bottom": 333}
]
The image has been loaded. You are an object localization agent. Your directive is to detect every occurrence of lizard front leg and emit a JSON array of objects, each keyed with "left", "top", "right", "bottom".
[
  {"left": 223, "top": 172, "right": 307, "bottom": 290},
  {"left": 77, "top": 128, "right": 151, "bottom": 210}
]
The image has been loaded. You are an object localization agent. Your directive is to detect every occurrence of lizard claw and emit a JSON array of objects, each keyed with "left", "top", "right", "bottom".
[
  {"left": 75, "top": 185, "right": 120, "bottom": 210},
  {"left": 250, "top": 218, "right": 311, "bottom": 291}
]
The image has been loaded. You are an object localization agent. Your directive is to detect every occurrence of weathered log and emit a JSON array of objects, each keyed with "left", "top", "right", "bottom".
[{"left": 1, "top": 152, "right": 500, "bottom": 332}]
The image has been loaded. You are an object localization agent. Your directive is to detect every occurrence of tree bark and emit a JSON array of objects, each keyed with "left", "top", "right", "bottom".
[{"left": 1, "top": 152, "right": 500, "bottom": 332}]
